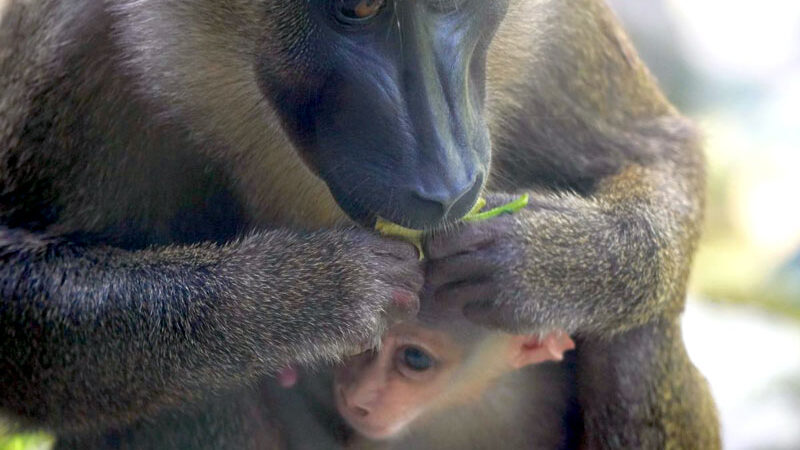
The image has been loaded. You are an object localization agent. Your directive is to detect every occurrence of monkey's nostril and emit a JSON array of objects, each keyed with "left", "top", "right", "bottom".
[
  {"left": 445, "top": 172, "right": 483, "bottom": 221},
  {"left": 404, "top": 172, "right": 484, "bottom": 228},
  {"left": 353, "top": 406, "right": 369, "bottom": 417}
]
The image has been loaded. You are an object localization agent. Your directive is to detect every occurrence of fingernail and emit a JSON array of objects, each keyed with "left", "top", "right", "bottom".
[
  {"left": 389, "top": 289, "right": 420, "bottom": 319},
  {"left": 392, "top": 289, "right": 416, "bottom": 309}
]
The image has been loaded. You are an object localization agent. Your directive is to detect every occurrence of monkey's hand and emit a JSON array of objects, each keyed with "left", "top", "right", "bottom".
[
  {"left": 423, "top": 189, "right": 687, "bottom": 336},
  {"left": 265, "top": 230, "right": 424, "bottom": 357},
  {"left": 423, "top": 193, "right": 549, "bottom": 334}
]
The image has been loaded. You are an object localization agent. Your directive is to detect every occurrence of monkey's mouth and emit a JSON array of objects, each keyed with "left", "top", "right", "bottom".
[{"left": 322, "top": 172, "right": 472, "bottom": 231}]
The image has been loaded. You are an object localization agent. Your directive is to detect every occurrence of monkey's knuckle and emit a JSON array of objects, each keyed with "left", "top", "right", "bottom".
[{"left": 407, "top": 269, "right": 425, "bottom": 291}]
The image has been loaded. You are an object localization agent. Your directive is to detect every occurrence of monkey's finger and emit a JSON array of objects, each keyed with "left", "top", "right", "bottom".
[
  {"left": 386, "top": 289, "right": 421, "bottom": 324},
  {"left": 462, "top": 301, "right": 529, "bottom": 334},
  {"left": 424, "top": 223, "right": 498, "bottom": 260},
  {"left": 425, "top": 252, "right": 495, "bottom": 288},
  {"left": 391, "top": 260, "right": 426, "bottom": 290},
  {"left": 379, "top": 259, "right": 424, "bottom": 321},
  {"left": 417, "top": 281, "right": 492, "bottom": 325},
  {"left": 435, "top": 280, "right": 497, "bottom": 308},
  {"left": 372, "top": 237, "right": 422, "bottom": 261}
]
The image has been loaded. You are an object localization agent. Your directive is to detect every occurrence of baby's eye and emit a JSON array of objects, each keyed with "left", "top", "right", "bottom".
[{"left": 401, "top": 346, "right": 434, "bottom": 372}]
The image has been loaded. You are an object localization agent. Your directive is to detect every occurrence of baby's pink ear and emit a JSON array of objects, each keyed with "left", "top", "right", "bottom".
[{"left": 509, "top": 331, "right": 575, "bottom": 369}]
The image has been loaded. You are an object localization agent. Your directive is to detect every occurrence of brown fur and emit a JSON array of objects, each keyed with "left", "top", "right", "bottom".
[{"left": 1, "top": 0, "right": 719, "bottom": 448}]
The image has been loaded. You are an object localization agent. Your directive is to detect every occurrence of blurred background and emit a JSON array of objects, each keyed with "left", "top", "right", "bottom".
[
  {"left": 607, "top": 0, "right": 800, "bottom": 449},
  {"left": 2, "top": 1, "right": 800, "bottom": 449}
]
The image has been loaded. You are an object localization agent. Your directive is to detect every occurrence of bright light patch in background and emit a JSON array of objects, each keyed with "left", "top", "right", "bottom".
[
  {"left": 701, "top": 116, "right": 800, "bottom": 260},
  {"left": 659, "top": 0, "right": 800, "bottom": 265},
  {"left": 684, "top": 301, "right": 800, "bottom": 450},
  {"left": 738, "top": 165, "right": 800, "bottom": 257},
  {"left": 667, "top": 0, "right": 800, "bottom": 80}
]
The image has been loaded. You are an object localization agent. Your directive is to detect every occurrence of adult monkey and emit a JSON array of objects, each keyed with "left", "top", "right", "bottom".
[{"left": 0, "top": 0, "right": 719, "bottom": 448}]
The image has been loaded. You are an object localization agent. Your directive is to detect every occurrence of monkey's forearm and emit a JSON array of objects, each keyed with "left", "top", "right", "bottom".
[
  {"left": 514, "top": 154, "right": 716, "bottom": 446},
  {"left": 512, "top": 158, "right": 702, "bottom": 334},
  {"left": 427, "top": 153, "right": 704, "bottom": 337},
  {"left": 0, "top": 227, "right": 419, "bottom": 432}
]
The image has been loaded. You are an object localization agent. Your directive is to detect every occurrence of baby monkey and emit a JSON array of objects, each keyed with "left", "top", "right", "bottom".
[
  {"left": 274, "top": 302, "right": 577, "bottom": 449},
  {"left": 325, "top": 301, "right": 577, "bottom": 449},
  {"left": 334, "top": 323, "right": 573, "bottom": 440}
]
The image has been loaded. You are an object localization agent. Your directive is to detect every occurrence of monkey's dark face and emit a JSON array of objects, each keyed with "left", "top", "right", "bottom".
[{"left": 257, "top": 1, "right": 508, "bottom": 228}]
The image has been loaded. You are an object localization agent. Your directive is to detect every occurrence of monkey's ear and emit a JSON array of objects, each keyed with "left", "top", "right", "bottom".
[{"left": 507, "top": 332, "right": 575, "bottom": 369}]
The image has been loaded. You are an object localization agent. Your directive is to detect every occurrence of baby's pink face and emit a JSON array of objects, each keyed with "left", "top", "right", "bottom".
[
  {"left": 332, "top": 323, "right": 464, "bottom": 439},
  {"left": 332, "top": 321, "right": 575, "bottom": 440}
]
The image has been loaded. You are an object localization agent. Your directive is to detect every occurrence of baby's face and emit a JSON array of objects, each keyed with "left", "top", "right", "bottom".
[
  {"left": 332, "top": 322, "right": 469, "bottom": 439},
  {"left": 332, "top": 319, "right": 575, "bottom": 441}
]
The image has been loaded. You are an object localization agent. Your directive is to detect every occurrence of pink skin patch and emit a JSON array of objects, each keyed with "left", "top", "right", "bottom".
[
  {"left": 277, "top": 366, "right": 299, "bottom": 388},
  {"left": 391, "top": 289, "right": 416, "bottom": 310}
]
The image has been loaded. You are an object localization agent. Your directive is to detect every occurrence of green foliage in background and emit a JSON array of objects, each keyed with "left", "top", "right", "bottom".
[{"left": 0, "top": 434, "right": 53, "bottom": 450}]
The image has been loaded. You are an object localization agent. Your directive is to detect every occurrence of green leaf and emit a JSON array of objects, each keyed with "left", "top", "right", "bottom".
[{"left": 375, "top": 194, "right": 529, "bottom": 260}]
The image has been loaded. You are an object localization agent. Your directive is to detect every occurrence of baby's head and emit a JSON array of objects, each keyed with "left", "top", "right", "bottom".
[{"left": 332, "top": 313, "right": 574, "bottom": 440}]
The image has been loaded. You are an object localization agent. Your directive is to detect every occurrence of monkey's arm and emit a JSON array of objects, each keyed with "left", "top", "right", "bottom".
[
  {"left": 0, "top": 227, "right": 421, "bottom": 433},
  {"left": 425, "top": 136, "right": 702, "bottom": 334},
  {"left": 424, "top": 126, "right": 721, "bottom": 444},
  {"left": 425, "top": 130, "right": 718, "bottom": 448},
  {"left": 426, "top": 0, "right": 720, "bottom": 444}
]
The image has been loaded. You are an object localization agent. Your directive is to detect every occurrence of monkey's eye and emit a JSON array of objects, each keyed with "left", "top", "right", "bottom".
[
  {"left": 400, "top": 346, "right": 434, "bottom": 372},
  {"left": 335, "top": 0, "right": 386, "bottom": 23}
]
